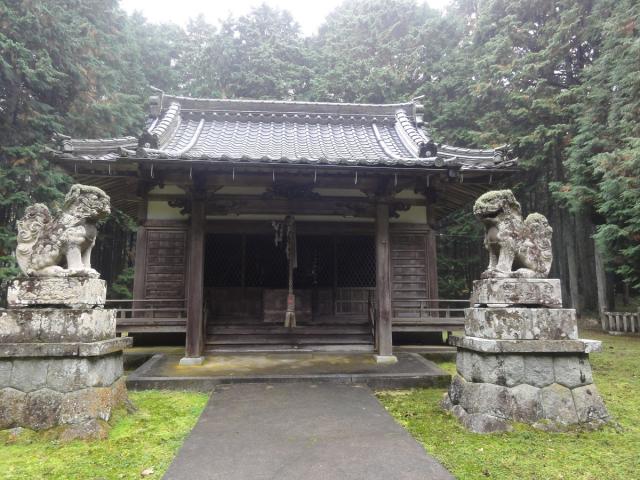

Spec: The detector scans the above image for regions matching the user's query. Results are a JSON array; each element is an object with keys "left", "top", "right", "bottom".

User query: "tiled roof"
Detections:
[{"left": 53, "top": 94, "right": 516, "bottom": 170}]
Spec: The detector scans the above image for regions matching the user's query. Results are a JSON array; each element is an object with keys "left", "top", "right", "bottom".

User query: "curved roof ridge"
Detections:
[
  {"left": 394, "top": 110, "right": 427, "bottom": 154},
  {"left": 438, "top": 144, "right": 499, "bottom": 159},
  {"left": 59, "top": 136, "right": 137, "bottom": 155},
  {"left": 150, "top": 102, "right": 181, "bottom": 147},
  {"left": 68, "top": 136, "right": 137, "bottom": 145},
  {"left": 155, "top": 93, "right": 415, "bottom": 117}
]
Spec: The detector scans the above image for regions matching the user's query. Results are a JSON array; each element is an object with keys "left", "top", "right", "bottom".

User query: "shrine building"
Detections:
[{"left": 50, "top": 93, "right": 516, "bottom": 363}]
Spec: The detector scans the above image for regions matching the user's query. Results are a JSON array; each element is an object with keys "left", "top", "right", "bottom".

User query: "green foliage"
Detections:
[
  {"left": 109, "top": 267, "right": 135, "bottom": 299},
  {"left": 128, "top": 13, "right": 187, "bottom": 93},
  {"left": 309, "top": 0, "right": 459, "bottom": 103},
  {"left": 0, "top": 0, "right": 147, "bottom": 143},
  {"left": 179, "top": 6, "right": 311, "bottom": 99},
  {"left": 556, "top": 0, "right": 640, "bottom": 289},
  {"left": 0, "top": 0, "right": 156, "bottom": 293},
  {"left": 437, "top": 209, "right": 486, "bottom": 299},
  {"left": 0, "top": 390, "right": 208, "bottom": 480},
  {"left": 378, "top": 332, "right": 640, "bottom": 479}
]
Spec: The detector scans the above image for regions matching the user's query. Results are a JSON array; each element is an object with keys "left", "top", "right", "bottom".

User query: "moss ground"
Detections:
[
  {"left": 377, "top": 331, "right": 640, "bottom": 480},
  {"left": 0, "top": 391, "right": 208, "bottom": 480}
]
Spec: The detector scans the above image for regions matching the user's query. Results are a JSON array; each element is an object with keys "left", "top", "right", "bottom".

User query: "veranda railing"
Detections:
[
  {"left": 392, "top": 298, "right": 469, "bottom": 332},
  {"left": 105, "top": 298, "right": 187, "bottom": 333}
]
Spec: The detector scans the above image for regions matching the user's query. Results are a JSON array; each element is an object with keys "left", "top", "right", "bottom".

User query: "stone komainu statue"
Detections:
[
  {"left": 16, "top": 184, "right": 111, "bottom": 278},
  {"left": 473, "top": 189, "right": 552, "bottom": 279}
]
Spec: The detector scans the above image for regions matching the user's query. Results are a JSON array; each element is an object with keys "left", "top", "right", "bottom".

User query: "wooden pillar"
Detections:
[
  {"left": 183, "top": 181, "right": 206, "bottom": 363},
  {"left": 375, "top": 202, "right": 393, "bottom": 358},
  {"left": 425, "top": 193, "right": 439, "bottom": 301},
  {"left": 132, "top": 187, "right": 149, "bottom": 305}
]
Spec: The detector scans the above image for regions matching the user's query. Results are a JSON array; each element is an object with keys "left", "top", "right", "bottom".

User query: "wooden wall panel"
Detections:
[
  {"left": 390, "top": 232, "right": 433, "bottom": 306},
  {"left": 143, "top": 228, "right": 188, "bottom": 300}
]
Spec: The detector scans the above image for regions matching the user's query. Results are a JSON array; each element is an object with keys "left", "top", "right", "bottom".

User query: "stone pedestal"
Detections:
[
  {"left": 0, "top": 278, "right": 132, "bottom": 437},
  {"left": 443, "top": 278, "right": 609, "bottom": 433},
  {"left": 7, "top": 277, "right": 107, "bottom": 308}
]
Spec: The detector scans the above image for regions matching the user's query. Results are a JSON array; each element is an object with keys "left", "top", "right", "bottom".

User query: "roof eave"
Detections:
[{"left": 50, "top": 153, "right": 520, "bottom": 175}]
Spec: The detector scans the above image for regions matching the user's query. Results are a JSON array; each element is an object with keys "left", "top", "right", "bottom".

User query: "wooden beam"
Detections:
[
  {"left": 375, "top": 202, "right": 393, "bottom": 356},
  {"left": 204, "top": 220, "right": 375, "bottom": 236},
  {"left": 185, "top": 177, "right": 207, "bottom": 359}
]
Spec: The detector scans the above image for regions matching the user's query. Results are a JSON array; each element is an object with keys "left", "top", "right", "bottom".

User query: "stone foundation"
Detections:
[
  {"left": 444, "top": 279, "right": 609, "bottom": 433},
  {"left": 0, "top": 278, "right": 131, "bottom": 437},
  {"left": 0, "top": 376, "right": 127, "bottom": 430}
]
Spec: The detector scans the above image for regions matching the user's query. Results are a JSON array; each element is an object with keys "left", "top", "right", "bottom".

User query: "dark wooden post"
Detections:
[
  {"left": 132, "top": 183, "right": 153, "bottom": 327},
  {"left": 425, "top": 190, "right": 439, "bottom": 302},
  {"left": 132, "top": 188, "right": 149, "bottom": 304},
  {"left": 182, "top": 178, "right": 207, "bottom": 364},
  {"left": 375, "top": 202, "right": 394, "bottom": 359}
]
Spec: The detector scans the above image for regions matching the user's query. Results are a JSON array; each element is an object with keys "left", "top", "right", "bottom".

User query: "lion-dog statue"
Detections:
[
  {"left": 473, "top": 190, "right": 552, "bottom": 279},
  {"left": 16, "top": 184, "right": 111, "bottom": 278}
]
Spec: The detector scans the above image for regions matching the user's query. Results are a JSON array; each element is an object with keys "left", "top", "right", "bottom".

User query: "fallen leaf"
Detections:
[{"left": 141, "top": 467, "right": 155, "bottom": 477}]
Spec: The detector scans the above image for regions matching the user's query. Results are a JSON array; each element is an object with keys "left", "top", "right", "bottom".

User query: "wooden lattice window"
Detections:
[{"left": 203, "top": 233, "right": 375, "bottom": 289}]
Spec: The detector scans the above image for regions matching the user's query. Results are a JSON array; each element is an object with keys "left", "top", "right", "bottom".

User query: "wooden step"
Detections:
[
  {"left": 209, "top": 317, "right": 370, "bottom": 326},
  {"left": 118, "top": 318, "right": 186, "bottom": 326},
  {"left": 205, "top": 334, "right": 373, "bottom": 345},
  {"left": 207, "top": 325, "right": 371, "bottom": 335},
  {"left": 205, "top": 344, "right": 375, "bottom": 353}
]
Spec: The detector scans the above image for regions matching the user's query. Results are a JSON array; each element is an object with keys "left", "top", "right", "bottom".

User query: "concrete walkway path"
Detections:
[{"left": 164, "top": 383, "right": 453, "bottom": 480}]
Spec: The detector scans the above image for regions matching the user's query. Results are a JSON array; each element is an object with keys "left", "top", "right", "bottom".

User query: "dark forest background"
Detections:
[{"left": 0, "top": 0, "right": 638, "bottom": 313}]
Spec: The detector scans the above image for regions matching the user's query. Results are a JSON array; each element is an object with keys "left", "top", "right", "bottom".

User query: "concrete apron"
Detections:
[
  {"left": 163, "top": 383, "right": 454, "bottom": 480},
  {"left": 127, "top": 352, "right": 450, "bottom": 391}
]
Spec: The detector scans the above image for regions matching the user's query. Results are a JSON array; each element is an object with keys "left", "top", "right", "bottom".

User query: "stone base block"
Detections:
[
  {"left": 0, "top": 376, "right": 127, "bottom": 431},
  {"left": 58, "top": 418, "right": 111, "bottom": 442},
  {"left": 179, "top": 356, "right": 205, "bottom": 366},
  {"left": 444, "top": 347, "right": 609, "bottom": 432},
  {"left": 471, "top": 278, "right": 562, "bottom": 307},
  {"left": 0, "top": 353, "right": 124, "bottom": 393},
  {"left": 449, "top": 335, "right": 601, "bottom": 354},
  {"left": 455, "top": 350, "right": 594, "bottom": 388},
  {"left": 374, "top": 355, "right": 398, "bottom": 364},
  {"left": 0, "top": 337, "right": 132, "bottom": 358},
  {"left": 0, "top": 309, "right": 116, "bottom": 343},
  {"left": 465, "top": 307, "right": 577, "bottom": 340},
  {"left": 7, "top": 277, "right": 106, "bottom": 308},
  {"left": 444, "top": 375, "right": 608, "bottom": 432}
]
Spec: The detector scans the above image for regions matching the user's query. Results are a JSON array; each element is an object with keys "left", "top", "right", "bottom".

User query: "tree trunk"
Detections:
[
  {"left": 576, "top": 213, "right": 597, "bottom": 311},
  {"left": 594, "top": 236, "right": 609, "bottom": 327},
  {"left": 623, "top": 283, "right": 630, "bottom": 306},
  {"left": 564, "top": 211, "right": 581, "bottom": 314}
]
